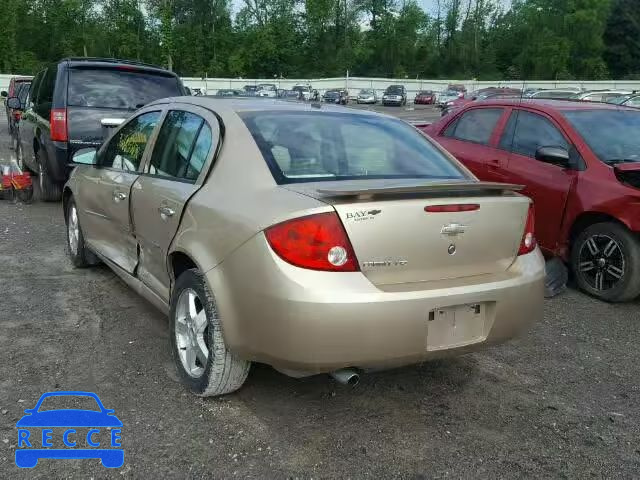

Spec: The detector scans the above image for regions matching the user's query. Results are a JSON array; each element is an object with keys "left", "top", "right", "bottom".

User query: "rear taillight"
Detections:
[
  {"left": 518, "top": 204, "right": 536, "bottom": 255},
  {"left": 50, "top": 108, "right": 68, "bottom": 142},
  {"left": 13, "top": 111, "right": 21, "bottom": 120},
  {"left": 265, "top": 212, "right": 359, "bottom": 272}
]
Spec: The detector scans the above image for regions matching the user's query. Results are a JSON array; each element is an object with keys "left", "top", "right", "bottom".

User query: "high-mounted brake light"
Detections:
[
  {"left": 425, "top": 204, "right": 480, "bottom": 213},
  {"left": 265, "top": 212, "right": 359, "bottom": 272},
  {"left": 518, "top": 203, "right": 536, "bottom": 255},
  {"left": 50, "top": 108, "right": 68, "bottom": 142}
]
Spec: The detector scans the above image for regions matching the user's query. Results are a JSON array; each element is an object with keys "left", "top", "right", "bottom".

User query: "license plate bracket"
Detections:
[{"left": 426, "top": 303, "right": 486, "bottom": 351}]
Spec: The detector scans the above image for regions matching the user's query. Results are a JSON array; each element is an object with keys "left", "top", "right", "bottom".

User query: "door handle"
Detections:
[
  {"left": 158, "top": 206, "right": 175, "bottom": 218},
  {"left": 113, "top": 191, "right": 127, "bottom": 202}
]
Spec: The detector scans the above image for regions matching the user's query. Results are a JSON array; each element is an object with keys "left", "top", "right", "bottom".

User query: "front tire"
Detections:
[
  {"left": 571, "top": 222, "right": 640, "bottom": 302},
  {"left": 66, "top": 197, "right": 100, "bottom": 267},
  {"left": 35, "top": 149, "right": 62, "bottom": 202},
  {"left": 170, "top": 269, "right": 250, "bottom": 396}
]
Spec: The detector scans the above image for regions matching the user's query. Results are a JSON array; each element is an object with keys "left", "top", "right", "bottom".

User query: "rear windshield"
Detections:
[
  {"left": 240, "top": 111, "right": 465, "bottom": 183},
  {"left": 68, "top": 68, "right": 182, "bottom": 110},
  {"left": 563, "top": 109, "right": 640, "bottom": 164}
]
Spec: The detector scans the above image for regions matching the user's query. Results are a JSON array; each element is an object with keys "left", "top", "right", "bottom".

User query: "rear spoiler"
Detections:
[{"left": 316, "top": 181, "right": 524, "bottom": 198}]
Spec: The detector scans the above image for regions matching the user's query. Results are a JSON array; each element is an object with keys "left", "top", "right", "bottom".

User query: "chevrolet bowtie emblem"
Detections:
[{"left": 441, "top": 223, "right": 468, "bottom": 236}]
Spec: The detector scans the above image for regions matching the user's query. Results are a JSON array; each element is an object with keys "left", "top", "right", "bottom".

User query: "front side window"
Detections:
[
  {"left": 240, "top": 111, "right": 466, "bottom": 183},
  {"left": 499, "top": 110, "right": 568, "bottom": 157},
  {"left": 148, "top": 111, "right": 205, "bottom": 180},
  {"left": 444, "top": 108, "right": 503, "bottom": 145},
  {"left": 100, "top": 111, "right": 161, "bottom": 171},
  {"left": 563, "top": 109, "right": 640, "bottom": 164}
]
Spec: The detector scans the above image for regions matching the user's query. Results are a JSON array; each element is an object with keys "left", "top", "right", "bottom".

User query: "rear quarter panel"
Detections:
[{"left": 169, "top": 107, "right": 329, "bottom": 274}]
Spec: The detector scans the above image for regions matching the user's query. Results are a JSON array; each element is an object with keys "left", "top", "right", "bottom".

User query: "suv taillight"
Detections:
[
  {"left": 518, "top": 204, "right": 536, "bottom": 255},
  {"left": 265, "top": 212, "right": 359, "bottom": 271},
  {"left": 50, "top": 108, "right": 68, "bottom": 142}
]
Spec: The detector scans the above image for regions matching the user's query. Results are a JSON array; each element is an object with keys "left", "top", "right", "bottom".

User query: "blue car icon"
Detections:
[{"left": 15, "top": 391, "right": 123, "bottom": 468}]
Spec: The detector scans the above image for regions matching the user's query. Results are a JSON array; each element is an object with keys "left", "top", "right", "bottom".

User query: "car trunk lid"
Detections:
[{"left": 284, "top": 179, "right": 529, "bottom": 286}]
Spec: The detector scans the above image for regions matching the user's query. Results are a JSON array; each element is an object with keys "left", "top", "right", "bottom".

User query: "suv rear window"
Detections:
[
  {"left": 68, "top": 68, "right": 182, "bottom": 110},
  {"left": 240, "top": 111, "right": 465, "bottom": 183}
]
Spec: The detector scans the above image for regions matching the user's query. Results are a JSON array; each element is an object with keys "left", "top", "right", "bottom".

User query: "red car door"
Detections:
[
  {"left": 432, "top": 107, "right": 506, "bottom": 179},
  {"left": 497, "top": 108, "right": 579, "bottom": 255}
]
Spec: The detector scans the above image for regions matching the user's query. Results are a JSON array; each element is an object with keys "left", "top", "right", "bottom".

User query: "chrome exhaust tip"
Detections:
[{"left": 330, "top": 368, "right": 360, "bottom": 387}]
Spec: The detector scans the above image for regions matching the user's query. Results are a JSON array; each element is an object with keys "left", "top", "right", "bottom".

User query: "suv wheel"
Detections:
[
  {"left": 571, "top": 222, "right": 640, "bottom": 302},
  {"left": 170, "top": 269, "right": 250, "bottom": 396},
  {"left": 66, "top": 197, "right": 100, "bottom": 267},
  {"left": 36, "top": 149, "right": 62, "bottom": 202}
]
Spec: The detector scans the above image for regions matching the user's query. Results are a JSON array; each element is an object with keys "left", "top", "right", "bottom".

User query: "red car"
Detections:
[
  {"left": 414, "top": 90, "right": 436, "bottom": 105},
  {"left": 423, "top": 99, "right": 640, "bottom": 302}
]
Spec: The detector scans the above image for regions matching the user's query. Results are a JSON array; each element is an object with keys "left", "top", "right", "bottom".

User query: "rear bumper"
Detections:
[{"left": 207, "top": 234, "right": 546, "bottom": 373}]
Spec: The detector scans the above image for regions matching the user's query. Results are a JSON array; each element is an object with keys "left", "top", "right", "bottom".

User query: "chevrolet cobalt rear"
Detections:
[{"left": 63, "top": 98, "right": 544, "bottom": 396}]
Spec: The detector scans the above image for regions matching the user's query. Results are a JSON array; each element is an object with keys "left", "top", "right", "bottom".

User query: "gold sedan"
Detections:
[{"left": 63, "top": 98, "right": 545, "bottom": 396}]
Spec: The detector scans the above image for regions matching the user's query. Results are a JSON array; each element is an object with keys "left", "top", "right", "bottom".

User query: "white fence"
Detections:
[{"left": 3, "top": 72, "right": 640, "bottom": 99}]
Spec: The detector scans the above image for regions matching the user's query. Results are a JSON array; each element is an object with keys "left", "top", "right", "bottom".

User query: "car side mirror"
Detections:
[
  {"left": 72, "top": 148, "right": 97, "bottom": 165},
  {"left": 535, "top": 146, "right": 570, "bottom": 167},
  {"left": 23, "top": 408, "right": 35, "bottom": 414},
  {"left": 6, "top": 97, "right": 21, "bottom": 109}
]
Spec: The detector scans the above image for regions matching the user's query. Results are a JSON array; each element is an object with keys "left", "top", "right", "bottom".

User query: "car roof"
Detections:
[
  {"left": 148, "top": 96, "right": 388, "bottom": 118},
  {"left": 60, "top": 57, "right": 178, "bottom": 76},
  {"left": 469, "top": 98, "right": 640, "bottom": 112}
]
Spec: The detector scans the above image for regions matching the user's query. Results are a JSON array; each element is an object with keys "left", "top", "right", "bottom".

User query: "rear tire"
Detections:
[
  {"left": 36, "top": 149, "right": 62, "bottom": 202},
  {"left": 571, "top": 222, "right": 640, "bottom": 302},
  {"left": 170, "top": 269, "right": 250, "bottom": 396},
  {"left": 65, "top": 197, "right": 100, "bottom": 267}
]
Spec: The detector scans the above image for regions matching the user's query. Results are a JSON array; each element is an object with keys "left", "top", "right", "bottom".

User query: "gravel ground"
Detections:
[{"left": 1, "top": 108, "right": 639, "bottom": 479}]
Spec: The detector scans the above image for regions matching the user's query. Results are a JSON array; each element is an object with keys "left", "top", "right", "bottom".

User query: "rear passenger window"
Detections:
[
  {"left": 148, "top": 111, "right": 205, "bottom": 181},
  {"left": 443, "top": 108, "right": 503, "bottom": 145},
  {"left": 185, "top": 124, "right": 212, "bottom": 181},
  {"left": 499, "top": 110, "right": 568, "bottom": 158}
]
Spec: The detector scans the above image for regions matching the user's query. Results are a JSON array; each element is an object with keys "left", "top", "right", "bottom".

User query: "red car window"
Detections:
[
  {"left": 442, "top": 108, "right": 503, "bottom": 145},
  {"left": 499, "top": 110, "right": 568, "bottom": 157}
]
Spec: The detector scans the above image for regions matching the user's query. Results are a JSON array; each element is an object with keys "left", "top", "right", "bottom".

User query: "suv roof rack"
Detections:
[{"left": 61, "top": 57, "right": 168, "bottom": 70}]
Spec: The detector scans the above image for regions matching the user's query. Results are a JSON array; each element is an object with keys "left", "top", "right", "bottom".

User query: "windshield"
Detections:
[
  {"left": 564, "top": 109, "right": 640, "bottom": 164},
  {"left": 240, "top": 111, "right": 465, "bottom": 183},
  {"left": 360, "top": 89, "right": 373, "bottom": 94},
  {"left": 68, "top": 68, "right": 182, "bottom": 110},
  {"left": 385, "top": 87, "right": 403, "bottom": 94}
]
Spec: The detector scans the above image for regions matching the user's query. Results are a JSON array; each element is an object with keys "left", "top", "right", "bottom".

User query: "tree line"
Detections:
[{"left": 0, "top": 0, "right": 638, "bottom": 80}]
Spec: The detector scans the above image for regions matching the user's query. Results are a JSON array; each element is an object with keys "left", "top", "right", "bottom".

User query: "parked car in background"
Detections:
[
  {"left": 215, "top": 89, "right": 242, "bottom": 96},
  {"left": 323, "top": 89, "right": 348, "bottom": 104},
  {"left": 243, "top": 85, "right": 259, "bottom": 95},
  {"left": 356, "top": 89, "right": 377, "bottom": 104},
  {"left": 8, "top": 81, "right": 30, "bottom": 141},
  {"left": 437, "top": 89, "right": 462, "bottom": 106},
  {"left": 256, "top": 84, "right": 278, "bottom": 97},
  {"left": 292, "top": 84, "right": 313, "bottom": 101},
  {"left": 414, "top": 90, "right": 437, "bottom": 105},
  {"left": 3, "top": 76, "right": 33, "bottom": 130},
  {"left": 440, "top": 88, "right": 521, "bottom": 116},
  {"left": 424, "top": 99, "right": 640, "bottom": 302},
  {"left": 571, "top": 90, "right": 632, "bottom": 103},
  {"left": 527, "top": 88, "right": 583, "bottom": 100},
  {"left": 382, "top": 85, "right": 406, "bottom": 106},
  {"left": 607, "top": 93, "right": 640, "bottom": 108},
  {"left": 63, "top": 96, "right": 544, "bottom": 396},
  {"left": 448, "top": 83, "right": 467, "bottom": 94},
  {"left": 17, "top": 57, "right": 185, "bottom": 201}
]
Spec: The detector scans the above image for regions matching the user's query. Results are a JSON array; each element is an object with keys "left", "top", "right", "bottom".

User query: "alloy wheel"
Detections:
[
  {"left": 174, "top": 289, "right": 210, "bottom": 378},
  {"left": 67, "top": 205, "right": 79, "bottom": 255},
  {"left": 577, "top": 234, "right": 625, "bottom": 292}
]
